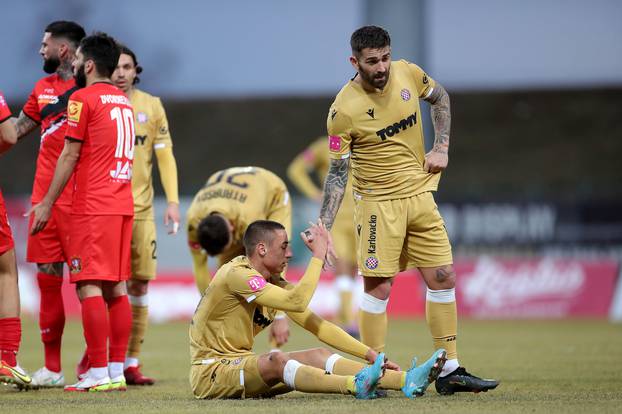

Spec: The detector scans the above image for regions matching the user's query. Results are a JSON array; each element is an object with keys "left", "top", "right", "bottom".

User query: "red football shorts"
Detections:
[
  {"left": 67, "top": 214, "right": 133, "bottom": 283},
  {"left": 27, "top": 203, "right": 72, "bottom": 263},
  {"left": 0, "top": 192, "right": 14, "bottom": 255}
]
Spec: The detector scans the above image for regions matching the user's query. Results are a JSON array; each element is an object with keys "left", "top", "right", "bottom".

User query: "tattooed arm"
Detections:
[
  {"left": 318, "top": 157, "right": 350, "bottom": 231},
  {"left": 423, "top": 82, "right": 451, "bottom": 173},
  {"left": 12, "top": 111, "right": 39, "bottom": 140}
]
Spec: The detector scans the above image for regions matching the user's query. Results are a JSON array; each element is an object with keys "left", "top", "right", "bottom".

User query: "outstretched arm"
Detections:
[{"left": 423, "top": 82, "right": 451, "bottom": 173}]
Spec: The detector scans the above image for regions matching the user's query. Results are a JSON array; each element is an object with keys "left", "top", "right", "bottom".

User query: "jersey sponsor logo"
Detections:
[
  {"left": 375, "top": 112, "right": 417, "bottom": 141},
  {"left": 37, "top": 94, "right": 59, "bottom": 105},
  {"left": 367, "top": 214, "right": 377, "bottom": 254},
  {"left": 253, "top": 308, "right": 273, "bottom": 328},
  {"left": 135, "top": 135, "right": 147, "bottom": 146},
  {"left": 400, "top": 88, "right": 411, "bottom": 101},
  {"left": 366, "top": 108, "right": 375, "bottom": 119},
  {"left": 247, "top": 275, "right": 267, "bottom": 292},
  {"left": 329, "top": 135, "right": 341, "bottom": 152},
  {"left": 69, "top": 256, "right": 82, "bottom": 274},
  {"left": 67, "top": 100, "right": 83, "bottom": 122},
  {"left": 365, "top": 256, "right": 379, "bottom": 270},
  {"left": 137, "top": 112, "right": 148, "bottom": 123}
]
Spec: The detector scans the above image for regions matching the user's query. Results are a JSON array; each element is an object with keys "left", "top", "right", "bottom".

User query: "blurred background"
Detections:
[{"left": 1, "top": 0, "right": 621, "bottom": 322}]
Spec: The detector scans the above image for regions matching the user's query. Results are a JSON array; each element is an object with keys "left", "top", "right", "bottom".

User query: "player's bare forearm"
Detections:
[
  {"left": 319, "top": 157, "right": 349, "bottom": 230},
  {"left": 424, "top": 82, "right": 451, "bottom": 154},
  {"left": 12, "top": 111, "right": 38, "bottom": 140}
]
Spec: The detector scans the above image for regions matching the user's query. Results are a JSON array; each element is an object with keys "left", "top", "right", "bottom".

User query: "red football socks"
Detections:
[
  {"left": 107, "top": 295, "right": 131, "bottom": 363},
  {"left": 81, "top": 296, "right": 109, "bottom": 368},
  {"left": 0, "top": 317, "right": 21, "bottom": 367},
  {"left": 37, "top": 273, "right": 65, "bottom": 372}
]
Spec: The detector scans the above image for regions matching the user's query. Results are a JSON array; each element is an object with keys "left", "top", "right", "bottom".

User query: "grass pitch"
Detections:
[{"left": 2, "top": 317, "right": 621, "bottom": 413}]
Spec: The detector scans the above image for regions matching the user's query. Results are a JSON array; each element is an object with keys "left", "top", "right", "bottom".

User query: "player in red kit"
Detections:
[
  {"left": 0, "top": 91, "right": 32, "bottom": 389},
  {"left": 11, "top": 21, "right": 86, "bottom": 388},
  {"left": 29, "top": 33, "right": 134, "bottom": 392}
]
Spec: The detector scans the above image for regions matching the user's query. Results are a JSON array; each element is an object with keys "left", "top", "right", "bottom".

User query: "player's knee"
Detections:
[
  {"left": 363, "top": 277, "right": 393, "bottom": 300},
  {"left": 268, "top": 351, "right": 290, "bottom": 371},
  {"left": 313, "top": 347, "right": 333, "bottom": 360},
  {"left": 127, "top": 279, "right": 148, "bottom": 296},
  {"left": 434, "top": 265, "right": 455, "bottom": 288}
]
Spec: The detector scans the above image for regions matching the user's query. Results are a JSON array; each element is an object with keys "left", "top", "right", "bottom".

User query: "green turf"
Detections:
[{"left": 2, "top": 317, "right": 621, "bottom": 413}]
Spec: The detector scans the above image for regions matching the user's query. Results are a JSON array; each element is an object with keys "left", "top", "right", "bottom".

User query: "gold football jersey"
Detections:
[
  {"left": 129, "top": 88, "right": 173, "bottom": 219},
  {"left": 189, "top": 256, "right": 288, "bottom": 360},
  {"left": 327, "top": 60, "right": 440, "bottom": 201},
  {"left": 186, "top": 166, "right": 292, "bottom": 265}
]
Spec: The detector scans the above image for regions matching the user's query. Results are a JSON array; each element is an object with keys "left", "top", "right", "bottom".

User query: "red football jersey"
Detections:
[
  {"left": 65, "top": 82, "right": 135, "bottom": 216},
  {"left": 23, "top": 75, "right": 78, "bottom": 205},
  {"left": 0, "top": 90, "right": 11, "bottom": 122}
]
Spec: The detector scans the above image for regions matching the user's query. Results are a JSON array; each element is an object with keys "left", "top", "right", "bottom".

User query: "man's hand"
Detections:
[
  {"left": 301, "top": 219, "right": 331, "bottom": 263},
  {"left": 424, "top": 146, "right": 448, "bottom": 173},
  {"left": 269, "top": 317, "right": 290, "bottom": 347},
  {"left": 365, "top": 348, "right": 401, "bottom": 371},
  {"left": 26, "top": 201, "right": 52, "bottom": 235},
  {"left": 164, "top": 201, "right": 180, "bottom": 234}
]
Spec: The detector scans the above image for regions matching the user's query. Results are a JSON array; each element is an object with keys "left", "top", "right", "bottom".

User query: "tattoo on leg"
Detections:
[
  {"left": 435, "top": 266, "right": 453, "bottom": 284},
  {"left": 38, "top": 262, "right": 64, "bottom": 276},
  {"left": 319, "top": 158, "right": 349, "bottom": 230}
]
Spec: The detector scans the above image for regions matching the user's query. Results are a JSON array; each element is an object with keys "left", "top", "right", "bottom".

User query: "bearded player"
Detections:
[
  {"left": 109, "top": 44, "right": 180, "bottom": 385},
  {"left": 30, "top": 32, "right": 134, "bottom": 392},
  {"left": 311, "top": 26, "right": 499, "bottom": 395},
  {"left": 11, "top": 21, "right": 86, "bottom": 388}
]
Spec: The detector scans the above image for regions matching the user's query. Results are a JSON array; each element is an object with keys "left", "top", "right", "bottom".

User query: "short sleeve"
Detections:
[
  {"left": 0, "top": 91, "right": 11, "bottom": 122},
  {"left": 22, "top": 86, "right": 41, "bottom": 123},
  {"left": 153, "top": 98, "right": 172, "bottom": 149},
  {"left": 227, "top": 268, "right": 273, "bottom": 303},
  {"left": 65, "top": 92, "right": 89, "bottom": 141},
  {"left": 404, "top": 60, "right": 436, "bottom": 99},
  {"left": 326, "top": 104, "right": 352, "bottom": 160}
]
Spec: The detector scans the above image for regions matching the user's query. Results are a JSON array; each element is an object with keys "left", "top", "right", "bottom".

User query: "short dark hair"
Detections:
[
  {"left": 117, "top": 43, "right": 143, "bottom": 85},
  {"left": 350, "top": 25, "right": 391, "bottom": 56},
  {"left": 197, "top": 214, "right": 231, "bottom": 256},
  {"left": 79, "top": 32, "right": 120, "bottom": 78},
  {"left": 45, "top": 21, "right": 86, "bottom": 49},
  {"left": 243, "top": 220, "right": 285, "bottom": 255}
]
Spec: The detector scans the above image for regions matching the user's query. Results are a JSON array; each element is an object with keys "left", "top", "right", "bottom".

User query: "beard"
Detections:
[
  {"left": 74, "top": 64, "right": 87, "bottom": 88},
  {"left": 359, "top": 66, "right": 390, "bottom": 90},
  {"left": 43, "top": 56, "right": 61, "bottom": 74}
]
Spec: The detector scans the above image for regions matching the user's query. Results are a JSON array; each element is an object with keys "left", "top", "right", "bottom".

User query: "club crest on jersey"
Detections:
[
  {"left": 69, "top": 257, "right": 82, "bottom": 274},
  {"left": 68, "top": 100, "right": 83, "bottom": 122},
  {"left": 400, "top": 89, "right": 411, "bottom": 101},
  {"left": 365, "top": 256, "right": 379, "bottom": 270},
  {"left": 329, "top": 135, "right": 341, "bottom": 151},
  {"left": 247, "top": 275, "right": 267, "bottom": 292},
  {"left": 137, "top": 112, "right": 148, "bottom": 123}
]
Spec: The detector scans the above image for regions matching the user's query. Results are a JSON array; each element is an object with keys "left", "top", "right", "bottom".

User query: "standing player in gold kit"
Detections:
[
  {"left": 110, "top": 44, "right": 180, "bottom": 385},
  {"left": 313, "top": 26, "right": 498, "bottom": 395},
  {"left": 287, "top": 137, "right": 359, "bottom": 336}
]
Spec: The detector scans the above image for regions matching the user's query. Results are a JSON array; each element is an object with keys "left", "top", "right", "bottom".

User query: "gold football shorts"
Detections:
[
  {"left": 190, "top": 355, "right": 282, "bottom": 399},
  {"left": 354, "top": 191, "right": 452, "bottom": 277},
  {"left": 331, "top": 206, "right": 357, "bottom": 265},
  {"left": 131, "top": 219, "right": 157, "bottom": 281}
]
